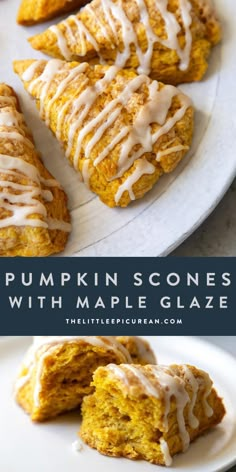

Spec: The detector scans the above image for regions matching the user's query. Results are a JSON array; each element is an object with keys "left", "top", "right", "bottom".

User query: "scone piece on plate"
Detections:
[
  {"left": 80, "top": 364, "right": 226, "bottom": 466},
  {"left": 28, "top": 0, "right": 222, "bottom": 85},
  {"left": 0, "top": 83, "right": 70, "bottom": 256},
  {"left": 15, "top": 336, "right": 156, "bottom": 421},
  {"left": 116, "top": 336, "right": 156, "bottom": 365},
  {"left": 14, "top": 60, "right": 193, "bottom": 207},
  {"left": 17, "top": 0, "right": 88, "bottom": 25}
]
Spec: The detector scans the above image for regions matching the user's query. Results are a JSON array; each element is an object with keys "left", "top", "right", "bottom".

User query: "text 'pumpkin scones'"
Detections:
[
  {"left": 29, "top": 0, "right": 222, "bottom": 85},
  {"left": 15, "top": 336, "right": 156, "bottom": 421},
  {"left": 17, "top": 0, "right": 89, "bottom": 25},
  {"left": 80, "top": 364, "right": 226, "bottom": 466},
  {"left": 0, "top": 84, "right": 71, "bottom": 256},
  {"left": 13, "top": 60, "right": 193, "bottom": 207}
]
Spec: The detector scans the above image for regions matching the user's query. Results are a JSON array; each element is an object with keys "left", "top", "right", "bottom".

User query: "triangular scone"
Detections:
[
  {"left": 17, "top": 0, "right": 89, "bottom": 25},
  {"left": 13, "top": 60, "right": 194, "bottom": 208},
  {"left": 80, "top": 364, "right": 226, "bottom": 466},
  {"left": 0, "top": 83, "right": 71, "bottom": 256},
  {"left": 14, "top": 336, "right": 157, "bottom": 421},
  {"left": 28, "top": 0, "right": 222, "bottom": 85}
]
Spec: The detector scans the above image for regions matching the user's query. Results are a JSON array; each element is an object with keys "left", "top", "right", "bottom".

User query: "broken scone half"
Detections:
[
  {"left": 0, "top": 83, "right": 71, "bottom": 256},
  {"left": 28, "top": 0, "right": 222, "bottom": 85},
  {"left": 17, "top": 0, "right": 89, "bottom": 25},
  {"left": 15, "top": 336, "right": 156, "bottom": 421},
  {"left": 14, "top": 59, "right": 193, "bottom": 208},
  {"left": 80, "top": 363, "right": 226, "bottom": 466}
]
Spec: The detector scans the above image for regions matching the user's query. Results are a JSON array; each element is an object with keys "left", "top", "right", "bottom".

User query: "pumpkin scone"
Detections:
[
  {"left": 15, "top": 336, "right": 157, "bottom": 421},
  {"left": 13, "top": 59, "right": 193, "bottom": 207},
  {"left": 80, "top": 363, "right": 226, "bottom": 466},
  {"left": 17, "top": 0, "right": 89, "bottom": 26},
  {"left": 116, "top": 336, "right": 156, "bottom": 365},
  {"left": 28, "top": 0, "right": 222, "bottom": 85},
  {"left": 0, "top": 83, "right": 70, "bottom": 256}
]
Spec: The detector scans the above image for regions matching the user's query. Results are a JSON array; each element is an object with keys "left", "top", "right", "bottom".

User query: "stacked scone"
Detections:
[{"left": 15, "top": 336, "right": 225, "bottom": 466}]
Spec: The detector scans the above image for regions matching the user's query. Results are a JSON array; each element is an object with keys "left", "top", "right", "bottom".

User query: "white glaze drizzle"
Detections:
[
  {"left": 15, "top": 336, "right": 132, "bottom": 406},
  {"left": 21, "top": 60, "right": 45, "bottom": 82},
  {"left": 49, "top": 0, "right": 193, "bottom": 74},
  {"left": 81, "top": 159, "right": 91, "bottom": 188},
  {"left": 47, "top": 218, "right": 71, "bottom": 232},
  {"left": 160, "top": 438, "right": 172, "bottom": 466},
  {"left": 44, "top": 63, "right": 87, "bottom": 126},
  {"left": 156, "top": 144, "right": 189, "bottom": 161},
  {"left": 0, "top": 110, "right": 24, "bottom": 127},
  {"left": 0, "top": 130, "right": 34, "bottom": 149},
  {"left": 115, "top": 158, "right": 155, "bottom": 204},
  {"left": 49, "top": 25, "right": 72, "bottom": 61},
  {"left": 125, "top": 364, "right": 159, "bottom": 397},
  {"left": 86, "top": 5, "right": 111, "bottom": 42},
  {"left": 27, "top": 60, "right": 64, "bottom": 117},
  {"left": 106, "top": 364, "right": 214, "bottom": 463},
  {"left": 0, "top": 98, "right": 70, "bottom": 232},
  {"left": 66, "top": 65, "right": 118, "bottom": 164},
  {"left": 21, "top": 60, "right": 191, "bottom": 200}
]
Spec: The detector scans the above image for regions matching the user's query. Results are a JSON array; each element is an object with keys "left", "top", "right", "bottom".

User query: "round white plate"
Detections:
[
  {"left": 1, "top": 0, "right": 236, "bottom": 256},
  {"left": 0, "top": 336, "right": 236, "bottom": 471}
]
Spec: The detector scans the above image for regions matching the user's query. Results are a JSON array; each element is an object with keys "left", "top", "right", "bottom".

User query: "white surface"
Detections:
[
  {"left": 1, "top": 1, "right": 236, "bottom": 256},
  {"left": 0, "top": 336, "right": 236, "bottom": 472}
]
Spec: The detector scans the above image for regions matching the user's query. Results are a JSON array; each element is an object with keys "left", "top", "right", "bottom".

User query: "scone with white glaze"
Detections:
[
  {"left": 28, "top": 0, "right": 222, "bottom": 85},
  {"left": 15, "top": 336, "right": 156, "bottom": 421},
  {"left": 80, "top": 363, "right": 225, "bottom": 466},
  {"left": 0, "top": 83, "right": 70, "bottom": 256},
  {"left": 13, "top": 60, "right": 193, "bottom": 207}
]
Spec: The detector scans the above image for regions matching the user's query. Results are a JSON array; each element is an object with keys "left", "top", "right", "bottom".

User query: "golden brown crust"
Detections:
[
  {"left": 0, "top": 83, "right": 70, "bottom": 256},
  {"left": 13, "top": 60, "right": 193, "bottom": 207},
  {"left": 80, "top": 364, "right": 226, "bottom": 465},
  {"left": 28, "top": 0, "right": 222, "bottom": 85},
  {"left": 17, "top": 0, "right": 89, "bottom": 25}
]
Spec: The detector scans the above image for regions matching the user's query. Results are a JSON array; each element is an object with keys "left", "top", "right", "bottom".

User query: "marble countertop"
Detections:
[{"left": 172, "top": 180, "right": 236, "bottom": 256}]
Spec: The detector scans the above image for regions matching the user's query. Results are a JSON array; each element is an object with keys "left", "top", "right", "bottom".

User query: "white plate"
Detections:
[
  {"left": 1, "top": 0, "right": 236, "bottom": 256},
  {"left": 0, "top": 336, "right": 236, "bottom": 472}
]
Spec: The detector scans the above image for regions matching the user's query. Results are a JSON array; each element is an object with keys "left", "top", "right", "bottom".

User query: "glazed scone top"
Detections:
[
  {"left": 17, "top": 60, "right": 192, "bottom": 204},
  {"left": 98, "top": 363, "right": 215, "bottom": 465},
  {"left": 36, "top": 0, "right": 220, "bottom": 74},
  {"left": 14, "top": 336, "right": 133, "bottom": 403},
  {"left": 52, "top": 0, "right": 192, "bottom": 72},
  {"left": 0, "top": 86, "right": 71, "bottom": 232}
]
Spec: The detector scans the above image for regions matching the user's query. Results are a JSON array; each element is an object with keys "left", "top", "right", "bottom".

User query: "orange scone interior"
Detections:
[
  {"left": 80, "top": 364, "right": 225, "bottom": 466},
  {"left": 15, "top": 336, "right": 156, "bottom": 421},
  {"left": 28, "top": 0, "right": 222, "bottom": 85},
  {"left": 0, "top": 83, "right": 70, "bottom": 256},
  {"left": 13, "top": 60, "right": 193, "bottom": 207}
]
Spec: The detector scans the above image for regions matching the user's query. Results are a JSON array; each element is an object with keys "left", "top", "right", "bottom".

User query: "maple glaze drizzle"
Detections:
[
  {"left": 49, "top": 0, "right": 193, "bottom": 74},
  {"left": 21, "top": 60, "right": 191, "bottom": 204}
]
